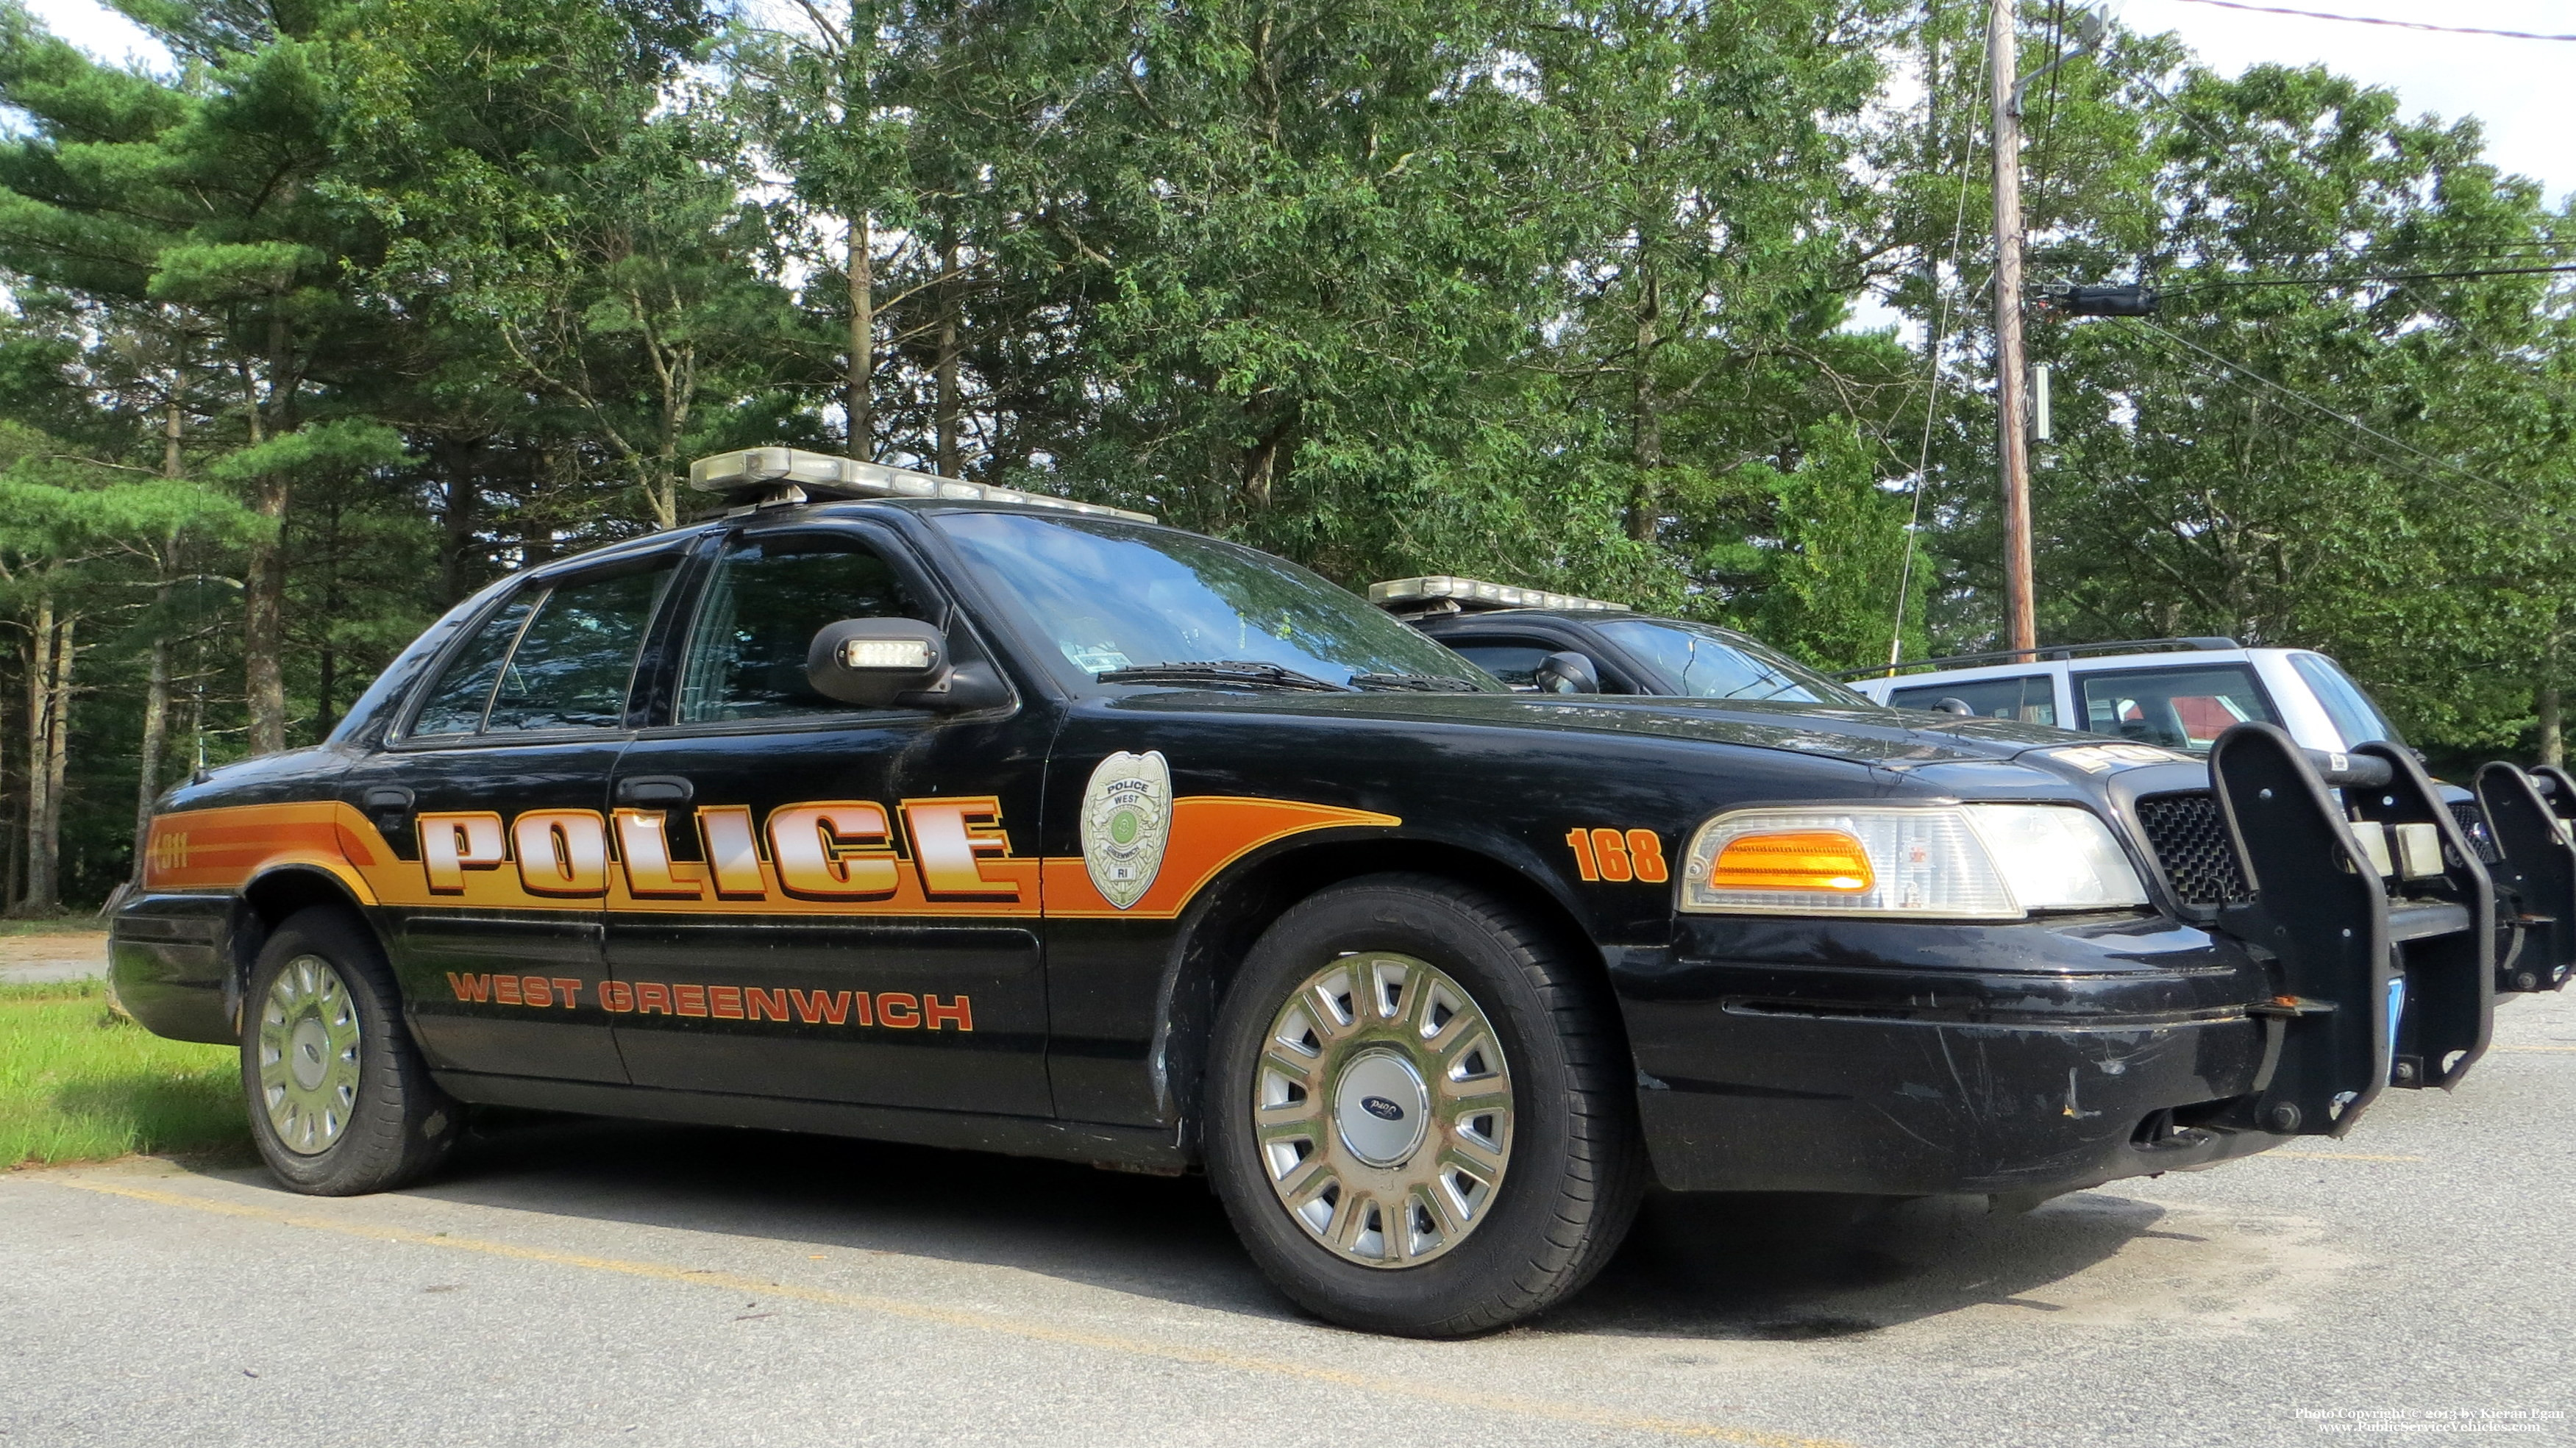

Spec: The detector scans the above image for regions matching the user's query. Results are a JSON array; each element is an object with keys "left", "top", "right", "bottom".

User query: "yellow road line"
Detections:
[
  {"left": 2262, "top": 1151, "right": 2424, "bottom": 1163},
  {"left": 50, "top": 1176, "right": 1849, "bottom": 1448}
]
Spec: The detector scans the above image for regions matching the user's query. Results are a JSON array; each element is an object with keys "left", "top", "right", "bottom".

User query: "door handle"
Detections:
[
  {"left": 362, "top": 785, "right": 414, "bottom": 813},
  {"left": 616, "top": 775, "right": 694, "bottom": 807}
]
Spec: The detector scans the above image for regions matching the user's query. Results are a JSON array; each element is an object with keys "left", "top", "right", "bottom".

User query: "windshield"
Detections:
[
  {"left": 1592, "top": 618, "right": 1870, "bottom": 705},
  {"left": 931, "top": 511, "right": 1497, "bottom": 691},
  {"left": 2290, "top": 652, "right": 2405, "bottom": 748}
]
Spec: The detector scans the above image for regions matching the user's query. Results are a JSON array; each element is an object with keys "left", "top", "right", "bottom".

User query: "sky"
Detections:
[{"left": 15, "top": 0, "right": 2575, "bottom": 205}]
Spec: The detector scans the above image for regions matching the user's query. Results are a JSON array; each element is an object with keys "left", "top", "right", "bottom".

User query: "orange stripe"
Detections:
[{"left": 143, "top": 793, "right": 1399, "bottom": 921}]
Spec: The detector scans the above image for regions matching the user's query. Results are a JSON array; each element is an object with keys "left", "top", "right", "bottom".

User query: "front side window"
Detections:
[
  {"left": 930, "top": 511, "right": 1491, "bottom": 690},
  {"left": 1590, "top": 618, "right": 1867, "bottom": 706},
  {"left": 2074, "top": 664, "right": 2277, "bottom": 752},
  {"left": 675, "top": 536, "right": 930, "bottom": 723},
  {"left": 1891, "top": 674, "right": 2057, "bottom": 726},
  {"left": 2289, "top": 652, "right": 2404, "bottom": 748},
  {"left": 1445, "top": 641, "right": 1558, "bottom": 689}
]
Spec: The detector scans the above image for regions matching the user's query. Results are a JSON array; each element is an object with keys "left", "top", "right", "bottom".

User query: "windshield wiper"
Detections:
[
  {"left": 1348, "top": 673, "right": 1486, "bottom": 693},
  {"left": 1094, "top": 660, "right": 1352, "bottom": 692}
]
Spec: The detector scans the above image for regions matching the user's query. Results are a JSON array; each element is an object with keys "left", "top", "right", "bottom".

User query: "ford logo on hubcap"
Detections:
[{"left": 1359, "top": 1095, "right": 1405, "bottom": 1122}]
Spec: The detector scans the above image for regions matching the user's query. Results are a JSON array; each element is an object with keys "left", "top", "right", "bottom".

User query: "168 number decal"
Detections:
[{"left": 1565, "top": 827, "right": 1668, "bottom": 884}]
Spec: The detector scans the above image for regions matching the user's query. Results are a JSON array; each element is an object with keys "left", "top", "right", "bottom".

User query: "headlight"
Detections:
[{"left": 1678, "top": 803, "right": 2148, "bottom": 919}]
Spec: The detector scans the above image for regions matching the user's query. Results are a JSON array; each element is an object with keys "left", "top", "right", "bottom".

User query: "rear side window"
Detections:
[
  {"left": 409, "top": 562, "right": 675, "bottom": 737},
  {"left": 675, "top": 536, "right": 929, "bottom": 722},
  {"left": 1890, "top": 674, "right": 2056, "bottom": 725},
  {"left": 2074, "top": 664, "right": 2277, "bottom": 752},
  {"left": 410, "top": 596, "right": 536, "bottom": 736}
]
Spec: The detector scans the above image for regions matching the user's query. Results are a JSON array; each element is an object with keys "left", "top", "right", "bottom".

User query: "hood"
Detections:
[{"left": 1106, "top": 689, "right": 2098, "bottom": 769}]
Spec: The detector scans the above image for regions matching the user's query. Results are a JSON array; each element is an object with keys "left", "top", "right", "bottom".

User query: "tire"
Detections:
[
  {"left": 1203, "top": 873, "right": 1645, "bottom": 1336},
  {"left": 241, "top": 906, "right": 460, "bottom": 1195}
]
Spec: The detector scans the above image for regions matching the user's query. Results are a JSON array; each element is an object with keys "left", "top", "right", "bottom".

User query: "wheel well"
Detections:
[
  {"left": 234, "top": 869, "right": 371, "bottom": 996},
  {"left": 1153, "top": 838, "right": 1618, "bottom": 1149}
]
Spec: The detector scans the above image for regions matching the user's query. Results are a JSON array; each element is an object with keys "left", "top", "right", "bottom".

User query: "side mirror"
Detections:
[
  {"left": 806, "top": 618, "right": 949, "bottom": 708},
  {"left": 1933, "top": 696, "right": 1977, "bottom": 716},
  {"left": 1534, "top": 651, "right": 1601, "bottom": 694},
  {"left": 805, "top": 618, "right": 1015, "bottom": 713}
]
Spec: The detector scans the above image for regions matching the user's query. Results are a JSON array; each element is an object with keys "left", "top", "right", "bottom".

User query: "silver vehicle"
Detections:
[{"left": 1844, "top": 638, "right": 2408, "bottom": 757}]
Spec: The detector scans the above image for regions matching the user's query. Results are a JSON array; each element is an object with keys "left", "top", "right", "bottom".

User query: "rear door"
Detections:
[
  {"left": 601, "top": 521, "right": 1053, "bottom": 1115},
  {"left": 345, "top": 547, "right": 687, "bottom": 1083},
  {"left": 2069, "top": 662, "right": 2280, "bottom": 753}
]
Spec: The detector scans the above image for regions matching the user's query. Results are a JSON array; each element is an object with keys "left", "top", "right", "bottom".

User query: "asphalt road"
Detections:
[{"left": 5, "top": 992, "right": 2572, "bottom": 1447}]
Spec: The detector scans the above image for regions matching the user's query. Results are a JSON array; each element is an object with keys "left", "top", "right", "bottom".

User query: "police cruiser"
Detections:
[{"left": 110, "top": 448, "right": 2576, "bottom": 1337}]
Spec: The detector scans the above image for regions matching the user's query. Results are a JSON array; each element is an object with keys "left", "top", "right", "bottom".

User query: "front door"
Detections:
[
  {"left": 347, "top": 549, "right": 685, "bottom": 1083},
  {"left": 603, "top": 523, "right": 1053, "bottom": 1115}
]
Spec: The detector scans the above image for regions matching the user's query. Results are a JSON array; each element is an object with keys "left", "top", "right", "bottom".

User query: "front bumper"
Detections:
[{"left": 1615, "top": 916, "right": 2283, "bottom": 1195}]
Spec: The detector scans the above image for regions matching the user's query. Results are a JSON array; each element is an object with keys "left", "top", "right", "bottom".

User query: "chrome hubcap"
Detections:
[
  {"left": 1253, "top": 952, "right": 1513, "bottom": 1268},
  {"left": 257, "top": 955, "right": 363, "bottom": 1156}
]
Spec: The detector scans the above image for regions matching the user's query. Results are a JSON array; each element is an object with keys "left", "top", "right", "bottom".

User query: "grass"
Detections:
[
  {"left": 1, "top": 980, "right": 248, "bottom": 1168},
  {"left": 0, "top": 913, "right": 105, "bottom": 937}
]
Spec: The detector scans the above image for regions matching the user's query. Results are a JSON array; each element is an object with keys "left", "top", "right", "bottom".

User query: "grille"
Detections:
[
  {"left": 2448, "top": 800, "right": 2503, "bottom": 865},
  {"left": 2136, "top": 791, "right": 2251, "bottom": 907}
]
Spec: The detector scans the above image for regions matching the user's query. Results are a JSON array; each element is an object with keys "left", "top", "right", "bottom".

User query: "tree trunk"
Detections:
[
  {"left": 936, "top": 231, "right": 961, "bottom": 477},
  {"left": 40, "top": 614, "right": 71, "bottom": 907},
  {"left": 242, "top": 474, "right": 290, "bottom": 755},
  {"left": 20, "top": 599, "right": 65, "bottom": 914},
  {"left": 847, "top": 213, "right": 874, "bottom": 457},
  {"left": 1, "top": 668, "right": 17, "bottom": 915},
  {"left": 2541, "top": 682, "right": 2564, "bottom": 769},
  {"left": 1624, "top": 266, "right": 1663, "bottom": 543},
  {"left": 133, "top": 567, "right": 174, "bottom": 877},
  {"left": 436, "top": 436, "right": 480, "bottom": 607}
]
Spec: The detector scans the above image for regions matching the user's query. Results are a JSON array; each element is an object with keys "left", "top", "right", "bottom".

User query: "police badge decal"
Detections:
[{"left": 1081, "top": 751, "right": 1171, "bottom": 910}]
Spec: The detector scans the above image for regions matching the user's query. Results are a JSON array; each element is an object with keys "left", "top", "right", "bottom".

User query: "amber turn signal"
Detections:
[{"left": 1707, "top": 830, "right": 1875, "bottom": 894}]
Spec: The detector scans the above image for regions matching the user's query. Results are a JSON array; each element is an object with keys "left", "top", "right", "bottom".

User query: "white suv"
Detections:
[{"left": 1845, "top": 639, "right": 2408, "bottom": 756}]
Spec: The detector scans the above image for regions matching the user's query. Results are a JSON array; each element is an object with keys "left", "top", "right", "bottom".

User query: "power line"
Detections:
[
  {"left": 2158, "top": 263, "right": 2576, "bottom": 290},
  {"left": 2124, "top": 318, "right": 2519, "bottom": 505},
  {"left": 1889, "top": 5, "right": 1995, "bottom": 667},
  {"left": 2163, "top": 0, "right": 2576, "bottom": 42}
]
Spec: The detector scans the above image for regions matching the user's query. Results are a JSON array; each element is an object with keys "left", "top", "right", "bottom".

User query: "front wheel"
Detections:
[
  {"left": 1204, "top": 874, "right": 1643, "bottom": 1335},
  {"left": 242, "top": 907, "right": 460, "bottom": 1195}
]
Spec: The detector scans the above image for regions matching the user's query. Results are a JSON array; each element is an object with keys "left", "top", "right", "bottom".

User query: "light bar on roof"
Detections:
[
  {"left": 1367, "top": 575, "right": 1631, "bottom": 613},
  {"left": 688, "top": 446, "right": 1157, "bottom": 524}
]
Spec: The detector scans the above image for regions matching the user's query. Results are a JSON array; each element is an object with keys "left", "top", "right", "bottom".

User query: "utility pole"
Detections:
[{"left": 1988, "top": 0, "right": 2037, "bottom": 658}]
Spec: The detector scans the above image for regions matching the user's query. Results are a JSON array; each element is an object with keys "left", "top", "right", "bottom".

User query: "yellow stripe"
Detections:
[
  {"left": 2261, "top": 1151, "right": 2424, "bottom": 1163},
  {"left": 50, "top": 1176, "right": 1851, "bottom": 1448}
]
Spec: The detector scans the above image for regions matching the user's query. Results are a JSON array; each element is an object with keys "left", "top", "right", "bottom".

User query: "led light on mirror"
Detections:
[{"left": 841, "top": 638, "right": 935, "bottom": 671}]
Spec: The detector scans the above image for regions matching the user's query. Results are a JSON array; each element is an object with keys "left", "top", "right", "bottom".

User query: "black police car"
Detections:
[
  {"left": 1370, "top": 574, "right": 1879, "bottom": 706},
  {"left": 110, "top": 447, "right": 2572, "bottom": 1337}
]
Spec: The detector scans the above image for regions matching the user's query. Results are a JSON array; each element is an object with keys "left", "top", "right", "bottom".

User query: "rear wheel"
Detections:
[
  {"left": 243, "top": 907, "right": 460, "bottom": 1195},
  {"left": 1205, "top": 874, "right": 1643, "bottom": 1335}
]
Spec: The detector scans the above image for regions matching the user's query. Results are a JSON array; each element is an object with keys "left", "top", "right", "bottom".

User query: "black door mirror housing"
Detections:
[
  {"left": 1534, "top": 651, "right": 1601, "bottom": 694},
  {"left": 806, "top": 618, "right": 949, "bottom": 708},
  {"left": 1933, "top": 696, "right": 1977, "bottom": 716},
  {"left": 805, "top": 618, "right": 1014, "bottom": 713}
]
